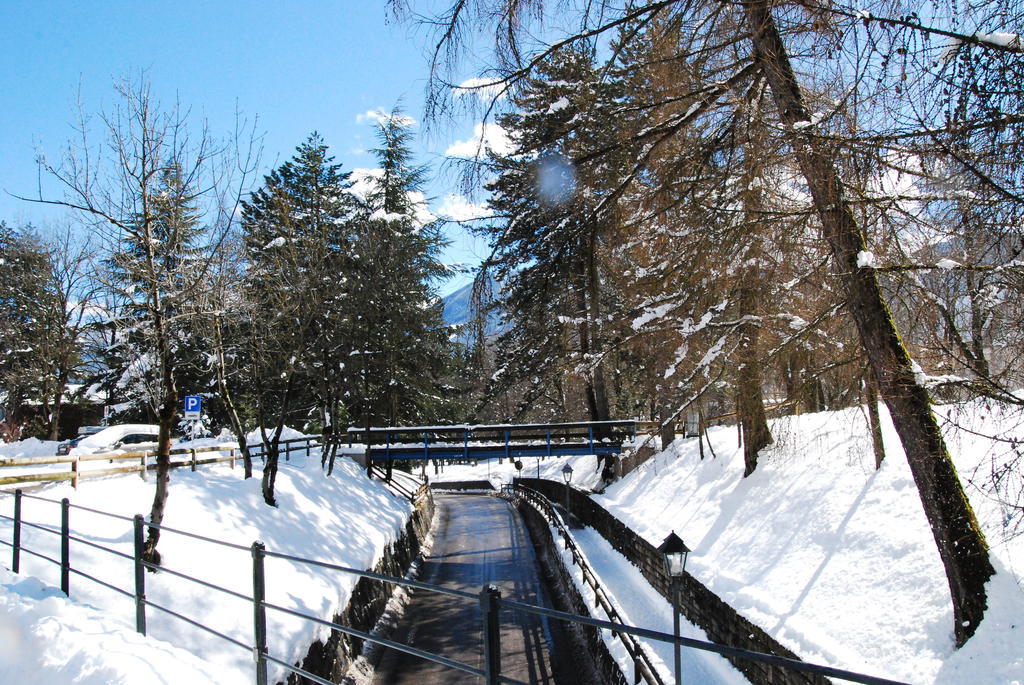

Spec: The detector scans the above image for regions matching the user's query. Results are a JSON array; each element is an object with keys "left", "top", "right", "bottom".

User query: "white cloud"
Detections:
[
  {"left": 445, "top": 123, "right": 513, "bottom": 159},
  {"left": 437, "top": 193, "right": 490, "bottom": 222},
  {"left": 355, "top": 109, "right": 417, "bottom": 127},
  {"left": 456, "top": 77, "right": 508, "bottom": 102}
]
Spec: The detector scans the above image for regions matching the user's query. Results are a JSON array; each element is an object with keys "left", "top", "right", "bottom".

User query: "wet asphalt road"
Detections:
[{"left": 371, "top": 494, "right": 573, "bottom": 684}]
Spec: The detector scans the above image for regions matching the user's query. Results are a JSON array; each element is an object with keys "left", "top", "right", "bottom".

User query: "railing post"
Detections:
[
  {"left": 423, "top": 431, "right": 429, "bottom": 461},
  {"left": 463, "top": 429, "right": 469, "bottom": 461},
  {"left": 60, "top": 497, "right": 70, "bottom": 595},
  {"left": 546, "top": 428, "right": 552, "bottom": 458},
  {"left": 71, "top": 458, "right": 79, "bottom": 489},
  {"left": 191, "top": 448, "right": 197, "bottom": 472},
  {"left": 504, "top": 430, "right": 510, "bottom": 462},
  {"left": 480, "top": 584, "right": 502, "bottom": 685},
  {"left": 133, "top": 514, "right": 147, "bottom": 635},
  {"left": 140, "top": 453, "right": 147, "bottom": 480},
  {"left": 589, "top": 425, "right": 595, "bottom": 454},
  {"left": 229, "top": 447, "right": 236, "bottom": 470},
  {"left": 306, "top": 438, "right": 311, "bottom": 458},
  {"left": 12, "top": 489, "right": 22, "bottom": 573},
  {"left": 252, "top": 541, "right": 269, "bottom": 685}
]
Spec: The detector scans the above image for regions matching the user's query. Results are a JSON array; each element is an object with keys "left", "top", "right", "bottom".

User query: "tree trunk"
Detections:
[
  {"left": 737, "top": 276, "right": 772, "bottom": 477},
  {"left": 261, "top": 441, "right": 280, "bottom": 506},
  {"left": 865, "top": 369, "right": 887, "bottom": 469},
  {"left": 143, "top": 381, "right": 177, "bottom": 566},
  {"left": 213, "top": 318, "right": 252, "bottom": 478},
  {"left": 659, "top": 399, "right": 676, "bottom": 450},
  {"left": 744, "top": 0, "right": 994, "bottom": 645}
]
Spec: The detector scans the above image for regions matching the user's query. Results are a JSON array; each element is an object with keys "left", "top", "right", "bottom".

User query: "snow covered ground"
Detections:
[
  {"left": 434, "top": 401, "right": 1024, "bottom": 684},
  {"left": 0, "top": 439, "right": 414, "bottom": 684},
  {"left": 0, "top": 566, "right": 226, "bottom": 684}
]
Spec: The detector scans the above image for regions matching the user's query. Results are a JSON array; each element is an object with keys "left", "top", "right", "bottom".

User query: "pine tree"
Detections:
[
  {"left": 241, "top": 132, "right": 359, "bottom": 503},
  {"left": 481, "top": 46, "right": 625, "bottom": 431},
  {"left": 349, "top": 110, "right": 462, "bottom": 441},
  {"left": 0, "top": 223, "right": 53, "bottom": 438}
]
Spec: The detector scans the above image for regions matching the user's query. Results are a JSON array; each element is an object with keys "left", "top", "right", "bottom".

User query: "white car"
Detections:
[{"left": 57, "top": 424, "right": 165, "bottom": 456}]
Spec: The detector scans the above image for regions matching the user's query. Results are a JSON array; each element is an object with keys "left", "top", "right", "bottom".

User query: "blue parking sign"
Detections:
[{"left": 184, "top": 395, "right": 202, "bottom": 419}]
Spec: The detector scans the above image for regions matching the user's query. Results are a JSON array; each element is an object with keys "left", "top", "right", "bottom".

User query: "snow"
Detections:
[
  {"left": 974, "top": 31, "right": 1021, "bottom": 49},
  {"left": 0, "top": 445, "right": 413, "bottom": 684},
  {"left": 597, "top": 404, "right": 1024, "bottom": 684},
  {"left": 936, "top": 258, "right": 960, "bottom": 270},
  {"left": 547, "top": 97, "right": 570, "bottom": 113},
  {"left": 0, "top": 567, "right": 226, "bottom": 684},
  {"left": 4, "top": 399, "right": 1023, "bottom": 683},
  {"left": 856, "top": 250, "right": 876, "bottom": 268},
  {"left": 632, "top": 302, "right": 678, "bottom": 330},
  {"left": 558, "top": 527, "right": 748, "bottom": 684},
  {"left": 432, "top": 401, "right": 1024, "bottom": 683}
]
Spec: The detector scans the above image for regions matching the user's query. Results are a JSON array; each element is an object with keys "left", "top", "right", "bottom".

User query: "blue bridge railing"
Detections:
[{"left": 345, "top": 420, "right": 643, "bottom": 461}]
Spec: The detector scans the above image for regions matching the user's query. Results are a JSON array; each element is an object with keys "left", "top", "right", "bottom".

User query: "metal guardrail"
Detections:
[
  {"left": 0, "top": 436, "right": 320, "bottom": 489},
  {"left": 0, "top": 488, "right": 911, "bottom": 685},
  {"left": 369, "top": 464, "right": 430, "bottom": 503},
  {"left": 503, "top": 483, "right": 665, "bottom": 685}
]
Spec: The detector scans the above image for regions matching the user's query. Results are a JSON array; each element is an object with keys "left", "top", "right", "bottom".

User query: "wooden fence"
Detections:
[{"left": 0, "top": 436, "right": 320, "bottom": 490}]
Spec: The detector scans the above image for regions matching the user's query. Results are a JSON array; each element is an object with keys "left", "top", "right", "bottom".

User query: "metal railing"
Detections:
[
  {"left": 347, "top": 420, "right": 640, "bottom": 461},
  {"left": 0, "top": 490, "right": 908, "bottom": 685},
  {"left": 0, "top": 436, "right": 320, "bottom": 490},
  {"left": 368, "top": 464, "right": 430, "bottom": 502},
  {"left": 502, "top": 483, "right": 665, "bottom": 685}
]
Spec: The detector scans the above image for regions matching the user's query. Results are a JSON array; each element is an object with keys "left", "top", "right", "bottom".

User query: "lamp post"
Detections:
[
  {"left": 658, "top": 531, "right": 690, "bottom": 684},
  {"left": 561, "top": 463, "right": 574, "bottom": 520}
]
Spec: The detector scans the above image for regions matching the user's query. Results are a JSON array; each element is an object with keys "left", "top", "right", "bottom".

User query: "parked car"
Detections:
[
  {"left": 56, "top": 425, "right": 104, "bottom": 455},
  {"left": 57, "top": 424, "right": 165, "bottom": 456}
]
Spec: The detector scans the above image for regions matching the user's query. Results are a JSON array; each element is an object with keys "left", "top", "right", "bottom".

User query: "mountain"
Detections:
[{"left": 441, "top": 279, "right": 504, "bottom": 341}]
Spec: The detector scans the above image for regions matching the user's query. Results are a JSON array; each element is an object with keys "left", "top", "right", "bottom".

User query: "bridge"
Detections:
[{"left": 346, "top": 420, "right": 645, "bottom": 462}]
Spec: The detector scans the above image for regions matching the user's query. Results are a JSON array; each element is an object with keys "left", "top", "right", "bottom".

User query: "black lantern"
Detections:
[
  {"left": 658, "top": 531, "right": 690, "bottom": 578},
  {"left": 561, "top": 463, "right": 574, "bottom": 484},
  {"left": 658, "top": 530, "right": 690, "bottom": 682}
]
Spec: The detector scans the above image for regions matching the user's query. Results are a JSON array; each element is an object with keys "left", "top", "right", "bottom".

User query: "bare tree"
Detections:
[{"left": 24, "top": 75, "right": 258, "bottom": 564}]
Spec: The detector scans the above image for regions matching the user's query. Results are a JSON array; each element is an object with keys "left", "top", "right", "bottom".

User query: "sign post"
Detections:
[{"left": 184, "top": 395, "right": 202, "bottom": 420}]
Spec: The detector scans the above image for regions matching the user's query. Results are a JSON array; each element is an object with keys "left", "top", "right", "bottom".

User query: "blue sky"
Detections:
[{"left": 0, "top": 1, "right": 491, "bottom": 294}]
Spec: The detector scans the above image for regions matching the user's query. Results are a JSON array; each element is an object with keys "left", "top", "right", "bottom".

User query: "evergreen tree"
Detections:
[
  {"left": 98, "top": 165, "right": 207, "bottom": 423},
  {"left": 479, "top": 46, "right": 626, "bottom": 433},
  {"left": 0, "top": 223, "right": 53, "bottom": 438},
  {"left": 349, "top": 110, "right": 462, "bottom": 439},
  {"left": 241, "top": 132, "right": 359, "bottom": 503}
]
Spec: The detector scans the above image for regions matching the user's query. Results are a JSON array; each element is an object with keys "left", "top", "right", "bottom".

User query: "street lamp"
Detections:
[
  {"left": 561, "top": 463, "right": 574, "bottom": 520},
  {"left": 658, "top": 531, "right": 690, "bottom": 684}
]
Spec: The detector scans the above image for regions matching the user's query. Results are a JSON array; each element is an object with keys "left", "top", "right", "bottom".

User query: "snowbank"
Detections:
[
  {"left": 597, "top": 403, "right": 1024, "bottom": 684},
  {"left": 0, "top": 446, "right": 414, "bottom": 683},
  {"left": 0, "top": 567, "right": 224, "bottom": 684}
]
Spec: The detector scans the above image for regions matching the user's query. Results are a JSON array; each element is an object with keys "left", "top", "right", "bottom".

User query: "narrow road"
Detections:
[{"left": 371, "top": 494, "right": 575, "bottom": 684}]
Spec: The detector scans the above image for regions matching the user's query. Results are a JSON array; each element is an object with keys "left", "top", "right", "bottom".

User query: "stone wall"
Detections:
[
  {"left": 286, "top": 491, "right": 435, "bottom": 684},
  {"left": 514, "top": 478, "right": 829, "bottom": 685}
]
